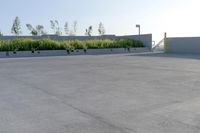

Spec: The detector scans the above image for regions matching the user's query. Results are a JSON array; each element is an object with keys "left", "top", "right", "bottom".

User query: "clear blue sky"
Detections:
[{"left": 0, "top": 0, "right": 200, "bottom": 42}]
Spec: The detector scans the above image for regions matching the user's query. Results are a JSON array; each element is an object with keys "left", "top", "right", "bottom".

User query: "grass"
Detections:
[{"left": 0, "top": 38, "right": 144, "bottom": 52}]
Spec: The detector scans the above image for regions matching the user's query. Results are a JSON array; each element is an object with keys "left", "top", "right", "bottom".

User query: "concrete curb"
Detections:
[{"left": 0, "top": 48, "right": 150, "bottom": 58}]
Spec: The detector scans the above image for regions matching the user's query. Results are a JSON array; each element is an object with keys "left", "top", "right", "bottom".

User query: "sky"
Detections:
[{"left": 0, "top": 0, "right": 200, "bottom": 43}]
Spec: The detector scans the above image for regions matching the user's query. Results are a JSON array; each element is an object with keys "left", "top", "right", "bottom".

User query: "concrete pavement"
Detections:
[{"left": 0, "top": 53, "right": 200, "bottom": 133}]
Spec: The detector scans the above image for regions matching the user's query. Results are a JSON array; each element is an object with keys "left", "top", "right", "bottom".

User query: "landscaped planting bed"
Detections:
[{"left": 0, "top": 38, "right": 144, "bottom": 52}]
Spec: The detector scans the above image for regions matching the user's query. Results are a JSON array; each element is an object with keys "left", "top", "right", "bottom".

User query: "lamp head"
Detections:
[{"left": 136, "top": 24, "right": 140, "bottom": 28}]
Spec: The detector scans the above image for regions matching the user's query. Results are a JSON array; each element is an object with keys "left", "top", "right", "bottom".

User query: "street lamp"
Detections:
[{"left": 136, "top": 24, "right": 140, "bottom": 35}]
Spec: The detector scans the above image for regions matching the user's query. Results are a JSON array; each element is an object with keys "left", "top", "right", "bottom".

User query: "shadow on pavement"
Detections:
[{"left": 127, "top": 52, "right": 200, "bottom": 60}]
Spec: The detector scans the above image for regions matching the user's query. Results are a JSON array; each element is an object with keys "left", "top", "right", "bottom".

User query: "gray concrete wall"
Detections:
[
  {"left": 0, "top": 48, "right": 150, "bottom": 58},
  {"left": 0, "top": 34, "right": 152, "bottom": 49},
  {"left": 167, "top": 37, "right": 200, "bottom": 54}
]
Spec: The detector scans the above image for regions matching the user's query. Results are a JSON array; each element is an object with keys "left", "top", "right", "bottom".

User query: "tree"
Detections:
[
  {"left": 72, "top": 21, "right": 77, "bottom": 35},
  {"left": 26, "top": 24, "right": 46, "bottom": 36},
  {"left": 50, "top": 20, "right": 55, "bottom": 31},
  {"left": 36, "top": 25, "right": 46, "bottom": 35},
  {"left": 11, "top": 16, "right": 22, "bottom": 36},
  {"left": 0, "top": 31, "right": 3, "bottom": 36},
  {"left": 69, "top": 21, "right": 78, "bottom": 36},
  {"left": 64, "top": 22, "right": 69, "bottom": 35},
  {"left": 26, "top": 24, "right": 37, "bottom": 36},
  {"left": 50, "top": 20, "right": 62, "bottom": 36},
  {"left": 55, "top": 20, "right": 60, "bottom": 35},
  {"left": 26, "top": 24, "right": 33, "bottom": 31},
  {"left": 98, "top": 22, "right": 105, "bottom": 35},
  {"left": 85, "top": 26, "right": 92, "bottom": 36}
]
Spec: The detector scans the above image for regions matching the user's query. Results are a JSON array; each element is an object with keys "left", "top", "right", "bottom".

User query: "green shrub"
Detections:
[{"left": 0, "top": 38, "right": 144, "bottom": 51}]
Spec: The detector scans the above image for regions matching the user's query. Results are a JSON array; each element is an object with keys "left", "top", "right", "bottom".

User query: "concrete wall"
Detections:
[
  {"left": 167, "top": 37, "right": 200, "bottom": 54},
  {"left": 0, "top": 48, "right": 150, "bottom": 58},
  {"left": 0, "top": 34, "right": 152, "bottom": 49}
]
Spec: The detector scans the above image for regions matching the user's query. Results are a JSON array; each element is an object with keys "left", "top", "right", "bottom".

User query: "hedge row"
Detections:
[{"left": 0, "top": 38, "right": 144, "bottom": 51}]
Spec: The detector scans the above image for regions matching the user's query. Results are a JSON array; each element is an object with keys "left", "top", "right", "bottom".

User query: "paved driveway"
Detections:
[{"left": 1, "top": 53, "right": 200, "bottom": 133}]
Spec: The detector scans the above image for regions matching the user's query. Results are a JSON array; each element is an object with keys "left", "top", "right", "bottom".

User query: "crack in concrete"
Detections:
[{"left": 8, "top": 76, "right": 139, "bottom": 133}]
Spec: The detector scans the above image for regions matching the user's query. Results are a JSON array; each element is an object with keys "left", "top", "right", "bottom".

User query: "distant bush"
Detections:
[{"left": 0, "top": 38, "right": 144, "bottom": 51}]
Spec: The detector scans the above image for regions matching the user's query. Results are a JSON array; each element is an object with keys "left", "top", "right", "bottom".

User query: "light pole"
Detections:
[{"left": 136, "top": 24, "right": 140, "bottom": 35}]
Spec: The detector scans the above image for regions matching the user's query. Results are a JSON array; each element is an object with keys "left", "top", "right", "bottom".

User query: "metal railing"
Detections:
[{"left": 152, "top": 39, "right": 164, "bottom": 51}]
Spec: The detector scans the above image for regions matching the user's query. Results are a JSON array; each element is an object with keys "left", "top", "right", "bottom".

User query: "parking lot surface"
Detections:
[{"left": 1, "top": 53, "right": 200, "bottom": 133}]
